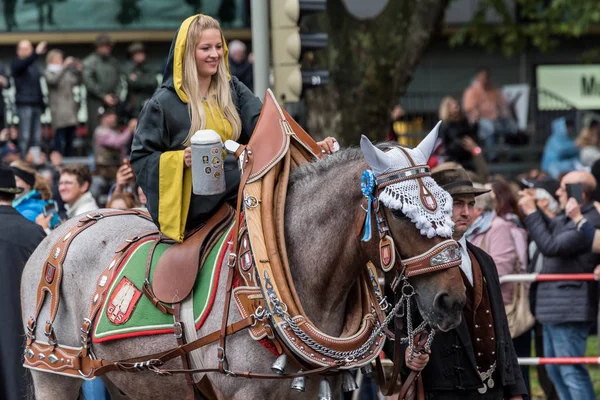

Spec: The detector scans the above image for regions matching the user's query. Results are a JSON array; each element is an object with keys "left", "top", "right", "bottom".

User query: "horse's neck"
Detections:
[{"left": 284, "top": 160, "right": 373, "bottom": 336}]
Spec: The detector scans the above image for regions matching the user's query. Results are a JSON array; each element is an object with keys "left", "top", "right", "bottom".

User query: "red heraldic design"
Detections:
[
  {"left": 420, "top": 183, "right": 438, "bottom": 212},
  {"left": 106, "top": 277, "right": 142, "bottom": 325},
  {"left": 45, "top": 263, "right": 56, "bottom": 284},
  {"left": 379, "top": 235, "right": 396, "bottom": 272}
]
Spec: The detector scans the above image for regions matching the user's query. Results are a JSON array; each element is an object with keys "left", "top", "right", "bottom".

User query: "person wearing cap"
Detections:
[
  {"left": 82, "top": 33, "right": 122, "bottom": 151},
  {"left": 404, "top": 167, "right": 525, "bottom": 400},
  {"left": 124, "top": 42, "right": 157, "bottom": 119},
  {"left": 518, "top": 170, "right": 600, "bottom": 400},
  {"left": 0, "top": 164, "right": 45, "bottom": 400}
]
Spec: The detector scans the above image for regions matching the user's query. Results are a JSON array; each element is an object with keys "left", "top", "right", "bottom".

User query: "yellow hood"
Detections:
[{"left": 166, "top": 14, "right": 230, "bottom": 104}]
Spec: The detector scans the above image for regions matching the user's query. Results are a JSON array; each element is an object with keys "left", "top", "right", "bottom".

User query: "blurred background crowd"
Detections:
[{"left": 3, "top": 0, "right": 600, "bottom": 399}]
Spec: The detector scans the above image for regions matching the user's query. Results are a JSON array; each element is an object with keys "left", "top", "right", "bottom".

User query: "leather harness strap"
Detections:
[
  {"left": 172, "top": 303, "right": 197, "bottom": 400},
  {"left": 91, "top": 316, "right": 256, "bottom": 376},
  {"left": 26, "top": 209, "right": 153, "bottom": 349},
  {"left": 218, "top": 147, "right": 254, "bottom": 373},
  {"left": 141, "top": 235, "right": 176, "bottom": 316}
]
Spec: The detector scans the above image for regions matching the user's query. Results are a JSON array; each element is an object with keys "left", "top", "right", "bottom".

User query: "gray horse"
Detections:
[{"left": 21, "top": 138, "right": 466, "bottom": 399}]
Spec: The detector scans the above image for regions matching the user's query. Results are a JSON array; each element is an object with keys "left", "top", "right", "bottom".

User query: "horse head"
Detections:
[{"left": 360, "top": 122, "right": 466, "bottom": 332}]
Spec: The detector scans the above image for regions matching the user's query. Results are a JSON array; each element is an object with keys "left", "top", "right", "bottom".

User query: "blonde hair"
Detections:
[
  {"left": 438, "top": 96, "right": 459, "bottom": 122},
  {"left": 46, "top": 49, "right": 63, "bottom": 64},
  {"left": 10, "top": 160, "right": 52, "bottom": 200},
  {"left": 181, "top": 15, "right": 241, "bottom": 146},
  {"left": 575, "top": 127, "right": 599, "bottom": 148}
]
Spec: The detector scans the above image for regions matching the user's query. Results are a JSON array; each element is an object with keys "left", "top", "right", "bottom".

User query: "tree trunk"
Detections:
[{"left": 306, "top": 0, "right": 449, "bottom": 144}]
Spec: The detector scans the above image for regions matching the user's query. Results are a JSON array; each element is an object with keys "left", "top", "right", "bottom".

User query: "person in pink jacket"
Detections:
[{"left": 466, "top": 185, "right": 524, "bottom": 304}]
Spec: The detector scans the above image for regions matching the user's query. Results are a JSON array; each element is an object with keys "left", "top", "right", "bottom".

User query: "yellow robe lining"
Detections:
[{"left": 158, "top": 101, "right": 232, "bottom": 242}]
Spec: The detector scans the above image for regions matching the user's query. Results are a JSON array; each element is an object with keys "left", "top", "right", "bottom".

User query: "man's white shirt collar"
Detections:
[{"left": 458, "top": 235, "right": 473, "bottom": 286}]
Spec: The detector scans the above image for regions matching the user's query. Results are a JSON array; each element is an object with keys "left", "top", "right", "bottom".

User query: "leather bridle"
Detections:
[{"left": 357, "top": 160, "right": 462, "bottom": 398}]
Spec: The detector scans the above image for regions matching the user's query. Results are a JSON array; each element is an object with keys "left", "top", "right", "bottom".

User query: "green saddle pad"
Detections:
[{"left": 93, "top": 223, "right": 233, "bottom": 343}]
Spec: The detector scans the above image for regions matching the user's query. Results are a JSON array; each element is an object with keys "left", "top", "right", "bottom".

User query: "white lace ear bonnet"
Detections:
[{"left": 360, "top": 121, "right": 454, "bottom": 239}]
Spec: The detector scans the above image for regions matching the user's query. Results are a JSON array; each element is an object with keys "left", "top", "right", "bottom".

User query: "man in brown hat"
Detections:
[
  {"left": 403, "top": 167, "right": 525, "bottom": 400},
  {"left": 0, "top": 164, "right": 45, "bottom": 400},
  {"left": 82, "top": 33, "right": 122, "bottom": 152}
]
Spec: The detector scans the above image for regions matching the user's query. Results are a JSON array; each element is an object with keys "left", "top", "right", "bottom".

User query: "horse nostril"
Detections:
[{"left": 434, "top": 292, "right": 454, "bottom": 313}]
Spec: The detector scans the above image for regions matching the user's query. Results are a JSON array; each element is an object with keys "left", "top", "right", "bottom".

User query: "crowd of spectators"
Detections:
[
  {"left": 0, "top": 32, "right": 254, "bottom": 400},
  {"left": 386, "top": 65, "right": 600, "bottom": 399},
  {"left": 5, "top": 42, "right": 600, "bottom": 399},
  {"left": 0, "top": 32, "right": 255, "bottom": 210}
]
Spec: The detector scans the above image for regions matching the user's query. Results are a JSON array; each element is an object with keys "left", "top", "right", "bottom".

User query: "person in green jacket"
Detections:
[
  {"left": 131, "top": 14, "right": 335, "bottom": 242},
  {"left": 124, "top": 42, "right": 158, "bottom": 119},
  {"left": 82, "top": 34, "right": 122, "bottom": 153}
]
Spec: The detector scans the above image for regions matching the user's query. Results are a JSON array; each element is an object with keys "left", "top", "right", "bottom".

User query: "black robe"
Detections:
[
  {"left": 130, "top": 23, "right": 263, "bottom": 235},
  {"left": 0, "top": 206, "right": 45, "bottom": 400}
]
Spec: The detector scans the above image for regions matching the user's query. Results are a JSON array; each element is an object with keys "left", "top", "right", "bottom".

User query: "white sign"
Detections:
[{"left": 536, "top": 65, "right": 600, "bottom": 110}]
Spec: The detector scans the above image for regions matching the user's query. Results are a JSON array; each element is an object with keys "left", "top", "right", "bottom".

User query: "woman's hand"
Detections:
[
  {"left": 317, "top": 137, "right": 338, "bottom": 155},
  {"left": 184, "top": 147, "right": 192, "bottom": 167},
  {"left": 518, "top": 191, "right": 537, "bottom": 216},
  {"left": 405, "top": 348, "right": 430, "bottom": 372},
  {"left": 115, "top": 163, "right": 135, "bottom": 195},
  {"left": 36, "top": 213, "right": 52, "bottom": 230},
  {"left": 566, "top": 197, "right": 583, "bottom": 224}
]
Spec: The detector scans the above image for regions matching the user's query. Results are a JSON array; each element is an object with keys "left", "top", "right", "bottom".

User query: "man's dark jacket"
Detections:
[
  {"left": 130, "top": 29, "right": 262, "bottom": 232},
  {"left": 11, "top": 53, "right": 43, "bottom": 107},
  {"left": 0, "top": 206, "right": 45, "bottom": 400},
  {"left": 523, "top": 203, "right": 600, "bottom": 324},
  {"left": 402, "top": 243, "right": 526, "bottom": 398}
]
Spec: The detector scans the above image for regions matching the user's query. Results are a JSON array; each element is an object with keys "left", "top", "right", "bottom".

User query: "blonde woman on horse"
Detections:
[{"left": 131, "top": 14, "right": 336, "bottom": 242}]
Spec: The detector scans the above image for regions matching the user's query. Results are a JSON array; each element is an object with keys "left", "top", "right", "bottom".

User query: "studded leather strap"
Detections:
[{"left": 27, "top": 210, "right": 152, "bottom": 349}]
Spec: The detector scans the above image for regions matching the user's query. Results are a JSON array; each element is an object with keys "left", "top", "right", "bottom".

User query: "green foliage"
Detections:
[{"left": 451, "top": 0, "right": 600, "bottom": 58}]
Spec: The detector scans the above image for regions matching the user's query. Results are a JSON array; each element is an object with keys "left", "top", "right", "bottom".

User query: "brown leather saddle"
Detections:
[{"left": 151, "top": 203, "right": 235, "bottom": 304}]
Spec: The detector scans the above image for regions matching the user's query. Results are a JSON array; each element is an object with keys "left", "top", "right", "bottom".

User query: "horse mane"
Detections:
[{"left": 289, "top": 142, "right": 401, "bottom": 187}]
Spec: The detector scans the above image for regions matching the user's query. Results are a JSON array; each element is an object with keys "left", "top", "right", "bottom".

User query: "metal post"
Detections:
[{"left": 251, "top": 0, "right": 270, "bottom": 101}]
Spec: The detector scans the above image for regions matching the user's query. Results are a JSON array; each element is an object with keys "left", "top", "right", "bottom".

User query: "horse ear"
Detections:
[
  {"left": 360, "top": 135, "right": 390, "bottom": 175},
  {"left": 416, "top": 121, "right": 442, "bottom": 161}
]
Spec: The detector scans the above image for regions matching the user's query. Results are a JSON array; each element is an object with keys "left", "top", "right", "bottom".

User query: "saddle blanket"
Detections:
[{"left": 93, "top": 223, "right": 233, "bottom": 343}]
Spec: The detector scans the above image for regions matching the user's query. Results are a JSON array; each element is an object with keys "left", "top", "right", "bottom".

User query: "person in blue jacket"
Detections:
[
  {"left": 10, "top": 163, "right": 59, "bottom": 230},
  {"left": 541, "top": 117, "right": 580, "bottom": 179}
]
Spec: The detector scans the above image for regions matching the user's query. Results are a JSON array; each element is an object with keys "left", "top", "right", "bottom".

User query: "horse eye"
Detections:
[{"left": 390, "top": 208, "right": 408, "bottom": 220}]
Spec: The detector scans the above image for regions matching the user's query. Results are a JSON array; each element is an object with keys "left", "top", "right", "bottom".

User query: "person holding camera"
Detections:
[
  {"left": 518, "top": 171, "right": 600, "bottom": 400},
  {"left": 45, "top": 49, "right": 82, "bottom": 157}
]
